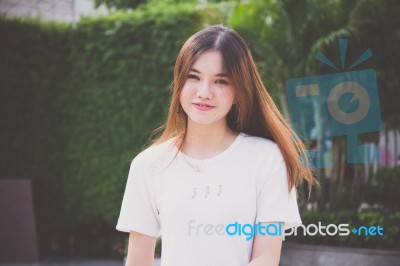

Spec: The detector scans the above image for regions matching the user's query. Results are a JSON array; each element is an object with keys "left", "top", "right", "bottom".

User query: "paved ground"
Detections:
[
  {"left": 280, "top": 243, "right": 400, "bottom": 266},
  {"left": 0, "top": 259, "right": 161, "bottom": 266},
  {"left": 1, "top": 245, "right": 399, "bottom": 266}
]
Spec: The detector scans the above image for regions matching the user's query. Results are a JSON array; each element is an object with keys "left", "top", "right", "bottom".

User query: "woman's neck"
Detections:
[{"left": 181, "top": 122, "right": 238, "bottom": 159}]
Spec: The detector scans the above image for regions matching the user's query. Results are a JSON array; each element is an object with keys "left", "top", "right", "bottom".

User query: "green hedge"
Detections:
[
  {"left": 0, "top": 2, "right": 224, "bottom": 258},
  {"left": 0, "top": 17, "right": 73, "bottom": 257},
  {"left": 64, "top": 4, "right": 208, "bottom": 257}
]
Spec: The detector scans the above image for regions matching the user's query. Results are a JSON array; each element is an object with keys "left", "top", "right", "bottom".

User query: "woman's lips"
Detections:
[{"left": 192, "top": 103, "right": 214, "bottom": 111}]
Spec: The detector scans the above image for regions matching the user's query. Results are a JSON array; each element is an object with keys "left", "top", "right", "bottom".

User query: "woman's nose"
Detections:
[{"left": 196, "top": 81, "right": 213, "bottom": 99}]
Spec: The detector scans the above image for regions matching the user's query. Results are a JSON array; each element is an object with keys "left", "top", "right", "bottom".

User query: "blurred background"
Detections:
[{"left": 0, "top": 0, "right": 399, "bottom": 265}]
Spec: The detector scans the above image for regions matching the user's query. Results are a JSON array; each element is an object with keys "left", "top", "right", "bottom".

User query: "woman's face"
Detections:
[{"left": 179, "top": 50, "right": 236, "bottom": 129}]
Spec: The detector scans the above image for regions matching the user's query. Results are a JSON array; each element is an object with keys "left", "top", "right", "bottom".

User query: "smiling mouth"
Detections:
[
  {"left": 193, "top": 103, "right": 214, "bottom": 107},
  {"left": 192, "top": 103, "right": 215, "bottom": 111}
]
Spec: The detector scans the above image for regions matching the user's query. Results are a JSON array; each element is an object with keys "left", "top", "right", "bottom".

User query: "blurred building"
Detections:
[
  {"left": 0, "top": 0, "right": 110, "bottom": 24},
  {"left": 379, "top": 128, "right": 400, "bottom": 167}
]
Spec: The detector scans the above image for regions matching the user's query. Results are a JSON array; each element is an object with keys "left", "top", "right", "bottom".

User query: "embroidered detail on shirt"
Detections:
[
  {"left": 191, "top": 188, "right": 198, "bottom": 198},
  {"left": 191, "top": 185, "right": 223, "bottom": 199},
  {"left": 217, "top": 184, "right": 223, "bottom": 196}
]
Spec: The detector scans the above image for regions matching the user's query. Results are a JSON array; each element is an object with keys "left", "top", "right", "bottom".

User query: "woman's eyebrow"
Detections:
[
  {"left": 216, "top": 73, "right": 229, "bottom": 77},
  {"left": 189, "top": 68, "right": 201, "bottom": 73},
  {"left": 189, "top": 68, "right": 229, "bottom": 77}
]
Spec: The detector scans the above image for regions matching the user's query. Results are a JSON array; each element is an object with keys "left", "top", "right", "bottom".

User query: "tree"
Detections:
[
  {"left": 94, "top": 0, "right": 199, "bottom": 10},
  {"left": 229, "top": 0, "right": 400, "bottom": 211},
  {"left": 94, "top": 0, "right": 146, "bottom": 9}
]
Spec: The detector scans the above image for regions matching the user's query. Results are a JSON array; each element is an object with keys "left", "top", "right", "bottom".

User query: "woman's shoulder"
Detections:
[
  {"left": 237, "top": 132, "right": 284, "bottom": 163},
  {"left": 131, "top": 137, "right": 177, "bottom": 168},
  {"left": 238, "top": 133, "right": 285, "bottom": 173},
  {"left": 239, "top": 132, "right": 279, "bottom": 151}
]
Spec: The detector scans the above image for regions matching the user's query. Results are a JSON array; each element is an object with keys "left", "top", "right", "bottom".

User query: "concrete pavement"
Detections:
[
  {"left": 1, "top": 244, "right": 400, "bottom": 266},
  {"left": 0, "top": 259, "right": 161, "bottom": 266}
]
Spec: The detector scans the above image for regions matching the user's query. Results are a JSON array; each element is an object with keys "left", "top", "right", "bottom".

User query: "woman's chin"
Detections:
[{"left": 187, "top": 117, "right": 224, "bottom": 127}]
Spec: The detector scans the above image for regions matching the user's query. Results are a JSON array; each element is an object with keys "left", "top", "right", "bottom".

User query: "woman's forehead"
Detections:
[
  {"left": 191, "top": 50, "right": 224, "bottom": 70},
  {"left": 191, "top": 50, "right": 229, "bottom": 75}
]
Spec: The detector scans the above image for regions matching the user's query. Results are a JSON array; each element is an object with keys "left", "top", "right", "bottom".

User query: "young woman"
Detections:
[{"left": 116, "top": 25, "right": 318, "bottom": 266}]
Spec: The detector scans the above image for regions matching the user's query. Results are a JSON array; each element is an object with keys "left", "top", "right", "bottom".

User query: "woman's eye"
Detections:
[
  {"left": 216, "top": 79, "right": 228, "bottom": 85},
  {"left": 188, "top": 74, "right": 199, "bottom": 80}
]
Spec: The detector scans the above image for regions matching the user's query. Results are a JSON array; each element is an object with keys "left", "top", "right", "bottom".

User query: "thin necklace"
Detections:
[
  {"left": 182, "top": 152, "right": 204, "bottom": 172},
  {"left": 180, "top": 131, "right": 237, "bottom": 172}
]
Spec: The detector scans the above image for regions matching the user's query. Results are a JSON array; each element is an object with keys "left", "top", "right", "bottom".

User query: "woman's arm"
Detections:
[
  {"left": 125, "top": 230, "right": 157, "bottom": 266},
  {"left": 246, "top": 222, "right": 283, "bottom": 266}
]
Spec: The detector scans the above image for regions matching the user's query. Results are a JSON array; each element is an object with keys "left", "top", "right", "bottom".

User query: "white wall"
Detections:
[{"left": 0, "top": 0, "right": 110, "bottom": 23}]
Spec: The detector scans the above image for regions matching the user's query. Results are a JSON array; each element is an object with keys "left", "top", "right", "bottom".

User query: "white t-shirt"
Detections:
[{"left": 116, "top": 132, "right": 302, "bottom": 266}]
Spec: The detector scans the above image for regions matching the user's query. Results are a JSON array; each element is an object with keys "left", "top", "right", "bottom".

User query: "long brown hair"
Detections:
[{"left": 151, "top": 25, "right": 318, "bottom": 193}]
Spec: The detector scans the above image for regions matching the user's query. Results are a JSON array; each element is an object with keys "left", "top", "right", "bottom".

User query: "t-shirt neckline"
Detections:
[{"left": 174, "top": 132, "right": 245, "bottom": 164}]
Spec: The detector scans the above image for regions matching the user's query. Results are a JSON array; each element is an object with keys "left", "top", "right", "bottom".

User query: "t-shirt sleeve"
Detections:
[
  {"left": 116, "top": 156, "right": 161, "bottom": 237},
  {"left": 255, "top": 143, "right": 302, "bottom": 230}
]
